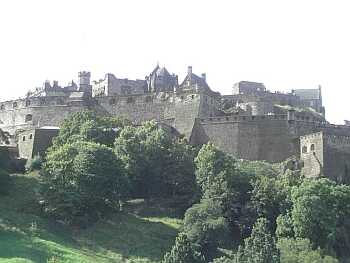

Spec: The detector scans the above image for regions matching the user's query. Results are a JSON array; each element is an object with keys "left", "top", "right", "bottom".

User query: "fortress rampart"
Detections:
[{"left": 0, "top": 67, "right": 348, "bottom": 182}]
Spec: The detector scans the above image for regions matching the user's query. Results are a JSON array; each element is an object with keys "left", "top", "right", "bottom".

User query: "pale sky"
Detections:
[{"left": 0, "top": 0, "right": 349, "bottom": 124}]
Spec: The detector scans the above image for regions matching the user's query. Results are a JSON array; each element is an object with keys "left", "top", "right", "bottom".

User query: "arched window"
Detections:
[
  {"left": 25, "top": 114, "right": 33, "bottom": 122},
  {"left": 0, "top": 104, "right": 4, "bottom": 110},
  {"left": 13, "top": 102, "right": 18, "bottom": 108},
  {"left": 302, "top": 146, "right": 307, "bottom": 153},
  {"left": 25, "top": 100, "right": 31, "bottom": 107},
  {"left": 29, "top": 134, "right": 33, "bottom": 140},
  {"left": 22, "top": 136, "right": 26, "bottom": 142},
  {"left": 310, "top": 144, "right": 315, "bottom": 151}
]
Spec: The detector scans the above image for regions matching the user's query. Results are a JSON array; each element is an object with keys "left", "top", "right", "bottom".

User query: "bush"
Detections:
[
  {"left": 25, "top": 155, "right": 43, "bottom": 172},
  {"left": 162, "top": 232, "right": 204, "bottom": 263},
  {"left": 183, "top": 198, "right": 230, "bottom": 259},
  {"left": 0, "top": 169, "right": 11, "bottom": 195},
  {"left": 277, "top": 238, "right": 338, "bottom": 263},
  {"left": 234, "top": 218, "right": 280, "bottom": 263},
  {"left": 41, "top": 141, "right": 129, "bottom": 225}
]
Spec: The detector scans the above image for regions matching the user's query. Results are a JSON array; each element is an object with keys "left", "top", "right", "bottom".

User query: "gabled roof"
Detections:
[{"left": 180, "top": 72, "right": 210, "bottom": 91}]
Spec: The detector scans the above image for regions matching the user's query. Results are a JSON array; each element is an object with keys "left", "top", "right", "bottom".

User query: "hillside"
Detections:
[{"left": 0, "top": 173, "right": 182, "bottom": 263}]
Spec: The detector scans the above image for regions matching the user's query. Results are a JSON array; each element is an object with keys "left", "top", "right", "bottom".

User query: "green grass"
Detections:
[{"left": 0, "top": 173, "right": 182, "bottom": 263}]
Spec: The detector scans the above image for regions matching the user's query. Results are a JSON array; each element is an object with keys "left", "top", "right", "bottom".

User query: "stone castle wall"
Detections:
[
  {"left": 0, "top": 96, "right": 88, "bottom": 134},
  {"left": 300, "top": 131, "right": 350, "bottom": 181}
]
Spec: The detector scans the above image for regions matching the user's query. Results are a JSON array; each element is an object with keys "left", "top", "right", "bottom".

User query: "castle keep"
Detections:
[{"left": 1, "top": 65, "right": 349, "bottom": 181}]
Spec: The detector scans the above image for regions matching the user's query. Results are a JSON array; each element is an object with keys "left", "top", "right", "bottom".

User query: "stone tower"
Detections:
[{"left": 78, "top": 71, "right": 92, "bottom": 95}]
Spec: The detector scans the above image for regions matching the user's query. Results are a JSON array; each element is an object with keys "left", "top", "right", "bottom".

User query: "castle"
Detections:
[{"left": 0, "top": 65, "right": 349, "bottom": 181}]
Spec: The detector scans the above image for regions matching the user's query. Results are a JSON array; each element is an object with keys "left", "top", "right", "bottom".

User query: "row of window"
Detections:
[
  {"left": 22, "top": 134, "right": 33, "bottom": 142},
  {"left": 302, "top": 144, "right": 315, "bottom": 153}
]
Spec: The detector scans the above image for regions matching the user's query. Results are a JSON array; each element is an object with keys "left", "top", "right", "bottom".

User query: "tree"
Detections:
[
  {"left": 277, "top": 238, "right": 338, "bottom": 263},
  {"left": 162, "top": 232, "right": 204, "bottom": 263},
  {"left": 115, "top": 121, "right": 197, "bottom": 198},
  {"left": 53, "top": 111, "right": 130, "bottom": 148},
  {"left": 234, "top": 218, "right": 280, "bottom": 263},
  {"left": 195, "top": 143, "right": 253, "bottom": 240},
  {"left": 290, "top": 178, "right": 350, "bottom": 257},
  {"left": 41, "top": 141, "right": 128, "bottom": 225},
  {"left": 183, "top": 198, "right": 230, "bottom": 259}
]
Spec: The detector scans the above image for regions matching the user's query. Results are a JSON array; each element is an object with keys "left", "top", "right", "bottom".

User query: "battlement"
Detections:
[{"left": 199, "top": 112, "right": 328, "bottom": 125}]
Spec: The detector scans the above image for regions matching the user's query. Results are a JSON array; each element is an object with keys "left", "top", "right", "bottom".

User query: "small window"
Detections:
[
  {"left": 0, "top": 104, "right": 4, "bottom": 110},
  {"left": 25, "top": 114, "right": 33, "bottom": 122},
  {"left": 57, "top": 99, "right": 64, "bottom": 105},
  {"left": 22, "top": 136, "right": 26, "bottom": 142},
  {"left": 29, "top": 134, "right": 33, "bottom": 140},
  {"left": 302, "top": 146, "right": 307, "bottom": 153},
  {"left": 310, "top": 144, "right": 315, "bottom": 151},
  {"left": 13, "top": 102, "right": 18, "bottom": 108},
  {"left": 25, "top": 100, "right": 31, "bottom": 107},
  {"left": 126, "top": 97, "right": 134, "bottom": 104},
  {"left": 145, "top": 96, "right": 152, "bottom": 103},
  {"left": 109, "top": 98, "right": 116, "bottom": 105},
  {"left": 191, "top": 95, "right": 195, "bottom": 99},
  {"left": 180, "top": 96, "right": 184, "bottom": 100}
]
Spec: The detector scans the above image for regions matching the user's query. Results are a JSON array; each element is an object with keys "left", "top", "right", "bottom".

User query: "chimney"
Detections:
[
  {"left": 201, "top": 73, "right": 206, "bottom": 82},
  {"left": 187, "top": 66, "right": 192, "bottom": 75}
]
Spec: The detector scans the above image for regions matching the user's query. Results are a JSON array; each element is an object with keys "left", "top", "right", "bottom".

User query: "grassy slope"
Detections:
[{"left": 0, "top": 173, "right": 182, "bottom": 263}]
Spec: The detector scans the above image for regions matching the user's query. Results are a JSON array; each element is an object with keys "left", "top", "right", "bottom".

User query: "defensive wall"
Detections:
[
  {"left": 300, "top": 131, "right": 350, "bottom": 182},
  {"left": 192, "top": 113, "right": 350, "bottom": 163},
  {"left": 0, "top": 89, "right": 220, "bottom": 141}
]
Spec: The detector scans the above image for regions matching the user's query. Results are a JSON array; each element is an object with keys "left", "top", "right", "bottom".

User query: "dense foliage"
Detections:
[
  {"left": 52, "top": 110, "right": 130, "bottom": 147},
  {"left": 4, "top": 112, "right": 349, "bottom": 262},
  {"left": 115, "top": 121, "right": 197, "bottom": 198},
  {"left": 162, "top": 232, "right": 204, "bottom": 263},
  {"left": 41, "top": 141, "right": 128, "bottom": 225}
]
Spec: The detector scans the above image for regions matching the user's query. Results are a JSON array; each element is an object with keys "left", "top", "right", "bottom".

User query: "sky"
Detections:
[{"left": 0, "top": 0, "right": 349, "bottom": 124}]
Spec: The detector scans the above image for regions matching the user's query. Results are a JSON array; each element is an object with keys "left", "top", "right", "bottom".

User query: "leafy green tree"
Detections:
[
  {"left": 53, "top": 111, "right": 130, "bottom": 147},
  {"left": 234, "top": 218, "right": 280, "bottom": 263},
  {"left": 115, "top": 121, "right": 196, "bottom": 198},
  {"left": 41, "top": 141, "right": 128, "bottom": 225},
  {"left": 277, "top": 238, "right": 338, "bottom": 263},
  {"left": 290, "top": 178, "right": 350, "bottom": 257},
  {"left": 195, "top": 143, "right": 253, "bottom": 240},
  {"left": 275, "top": 213, "right": 294, "bottom": 239},
  {"left": 183, "top": 198, "right": 231, "bottom": 259},
  {"left": 162, "top": 232, "right": 204, "bottom": 263}
]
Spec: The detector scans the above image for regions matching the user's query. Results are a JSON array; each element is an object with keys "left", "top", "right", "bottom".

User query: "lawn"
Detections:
[{"left": 0, "top": 173, "right": 182, "bottom": 263}]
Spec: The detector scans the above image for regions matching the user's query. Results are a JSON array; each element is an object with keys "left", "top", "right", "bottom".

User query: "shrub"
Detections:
[
  {"left": 41, "top": 141, "right": 129, "bottom": 225},
  {"left": 162, "top": 232, "right": 204, "bottom": 263},
  {"left": 234, "top": 218, "right": 280, "bottom": 263},
  {"left": 25, "top": 155, "right": 43, "bottom": 172},
  {"left": 183, "top": 198, "right": 230, "bottom": 259},
  {"left": 277, "top": 238, "right": 338, "bottom": 263}
]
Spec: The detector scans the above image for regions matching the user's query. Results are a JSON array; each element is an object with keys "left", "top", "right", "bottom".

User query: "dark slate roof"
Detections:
[{"left": 294, "top": 89, "right": 321, "bottom": 100}]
